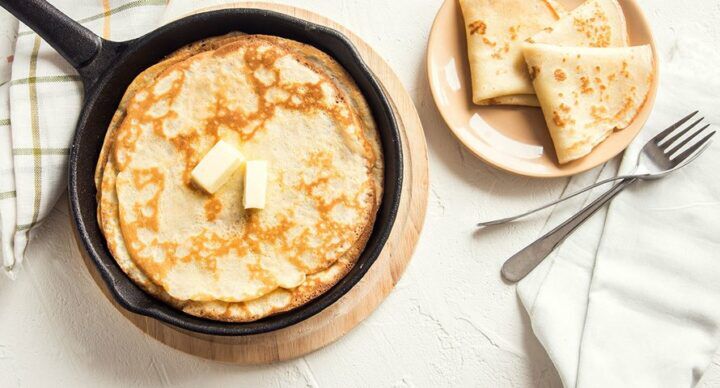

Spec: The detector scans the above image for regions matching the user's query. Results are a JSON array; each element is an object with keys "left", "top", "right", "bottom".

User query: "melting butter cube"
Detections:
[
  {"left": 244, "top": 160, "right": 268, "bottom": 209},
  {"left": 190, "top": 140, "right": 244, "bottom": 194},
  {"left": 277, "top": 271, "right": 306, "bottom": 289}
]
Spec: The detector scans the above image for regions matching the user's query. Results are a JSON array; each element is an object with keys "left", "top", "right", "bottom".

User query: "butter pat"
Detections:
[
  {"left": 190, "top": 140, "right": 244, "bottom": 194},
  {"left": 244, "top": 160, "right": 268, "bottom": 209}
]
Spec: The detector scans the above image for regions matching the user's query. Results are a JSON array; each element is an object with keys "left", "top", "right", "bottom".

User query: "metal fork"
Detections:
[
  {"left": 501, "top": 112, "right": 716, "bottom": 282},
  {"left": 480, "top": 111, "right": 712, "bottom": 227}
]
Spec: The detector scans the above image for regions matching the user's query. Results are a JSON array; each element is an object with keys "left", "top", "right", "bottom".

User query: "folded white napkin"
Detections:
[
  {"left": 0, "top": 0, "right": 243, "bottom": 277},
  {"left": 518, "top": 65, "right": 720, "bottom": 387}
]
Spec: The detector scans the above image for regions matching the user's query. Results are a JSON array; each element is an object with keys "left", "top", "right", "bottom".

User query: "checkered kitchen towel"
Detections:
[{"left": 0, "top": 0, "right": 238, "bottom": 278}]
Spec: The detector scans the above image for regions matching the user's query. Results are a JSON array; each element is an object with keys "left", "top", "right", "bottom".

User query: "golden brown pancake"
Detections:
[
  {"left": 97, "top": 34, "right": 383, "bottom": 321},
  {"left": 528, "top": 0, "right": 629, "bottom": 48},
  {"left": 459, "top": 0, "right": 565, "bottom": 106},
  {"left": 523, "top": 43, "right": 653, "bottom": 164}
]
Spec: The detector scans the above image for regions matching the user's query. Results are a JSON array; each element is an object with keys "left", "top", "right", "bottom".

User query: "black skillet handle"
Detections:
[{"left": 0, "top": 0, "right": 126, "bottom": 86}]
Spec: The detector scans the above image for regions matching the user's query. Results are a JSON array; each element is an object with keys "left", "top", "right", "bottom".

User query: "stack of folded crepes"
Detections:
[{"left": 460, "top": 0, "right": 655, "bottom": 164}]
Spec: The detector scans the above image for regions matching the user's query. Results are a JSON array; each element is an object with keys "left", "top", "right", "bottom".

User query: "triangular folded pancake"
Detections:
[
  {"left": 529, "top": 0, "right": 629, "bottom": 47},
  {"left": 523, "top": 43, "right": 654, "bottom": 164},
  {"left": 459, "top": 0, "right": 565, "bottom": 106}
]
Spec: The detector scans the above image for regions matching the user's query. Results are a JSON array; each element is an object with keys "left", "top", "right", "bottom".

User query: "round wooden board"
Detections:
[{"left": 78, "top": 2, "right": 429, "bottom": 364}]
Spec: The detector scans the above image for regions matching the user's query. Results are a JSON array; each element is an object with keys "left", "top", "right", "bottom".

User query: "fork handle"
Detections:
[
  {"left": 501, "top": 178, "right": 638, "bottom": 282},
  {"left": 477, "top": 172, "right": 643, "bottom": 226}
]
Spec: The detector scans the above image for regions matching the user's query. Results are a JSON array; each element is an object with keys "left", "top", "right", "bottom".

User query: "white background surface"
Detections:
[{"left": 1, "top": 0, "right": 719, "bottom": 386}]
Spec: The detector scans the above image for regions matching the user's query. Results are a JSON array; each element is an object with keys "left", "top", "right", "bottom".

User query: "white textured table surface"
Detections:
[{"left": 1, "top": 1, "right": 719, "bottom": 386}]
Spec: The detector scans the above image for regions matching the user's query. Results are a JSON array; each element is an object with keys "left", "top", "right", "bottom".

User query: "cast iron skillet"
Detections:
[{"left": 1, "top": 0, "right": 402, "bottom": 336}]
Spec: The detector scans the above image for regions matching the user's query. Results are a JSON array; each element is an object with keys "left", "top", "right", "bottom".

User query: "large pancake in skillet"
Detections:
[{"left": 97, "top": 34, "right": 383, "bottom": 321}]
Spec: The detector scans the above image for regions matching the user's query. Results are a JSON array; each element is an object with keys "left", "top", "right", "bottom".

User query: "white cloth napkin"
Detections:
[
  {"left": 0, "top": 0, "right": 243, "bottom": 277},
  {"left": 518, "top": 63, "right": 720, "bottom": 387}
]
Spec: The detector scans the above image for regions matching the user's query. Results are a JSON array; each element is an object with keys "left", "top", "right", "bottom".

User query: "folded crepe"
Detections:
[
  {"left": 459, "top": 0, "right": 565, "bottom": 107},
  {"left": 523, "top": 43, "right": 654, "bottom": 164},
  {"left": 484, "top": 94, "right": 540, "bottom": 107},
  {"left": 529, "top": 0, "right": 629, "bottom": 47}
]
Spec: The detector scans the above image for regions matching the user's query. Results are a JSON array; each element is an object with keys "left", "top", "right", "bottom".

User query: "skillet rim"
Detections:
[{"left": 68, "top": 8, "right": 403, "bottom": 336}]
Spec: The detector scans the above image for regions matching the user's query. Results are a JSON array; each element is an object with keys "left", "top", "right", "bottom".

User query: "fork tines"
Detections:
[{"left": 654, "top": 111, "right": 716, "bottom": 162}]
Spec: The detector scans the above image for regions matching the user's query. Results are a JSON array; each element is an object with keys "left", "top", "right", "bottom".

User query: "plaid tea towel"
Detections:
[
  {"left": 0, "top": 16, "right": 18, "bottom": 274},
  {"left": 0, "top": 0, "right": 246, "bottom": 278}
]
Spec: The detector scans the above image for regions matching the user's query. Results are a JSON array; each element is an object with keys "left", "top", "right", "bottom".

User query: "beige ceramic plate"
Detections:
[{"left": 427, "top": 0, "right": 658, "bottom": 177}]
